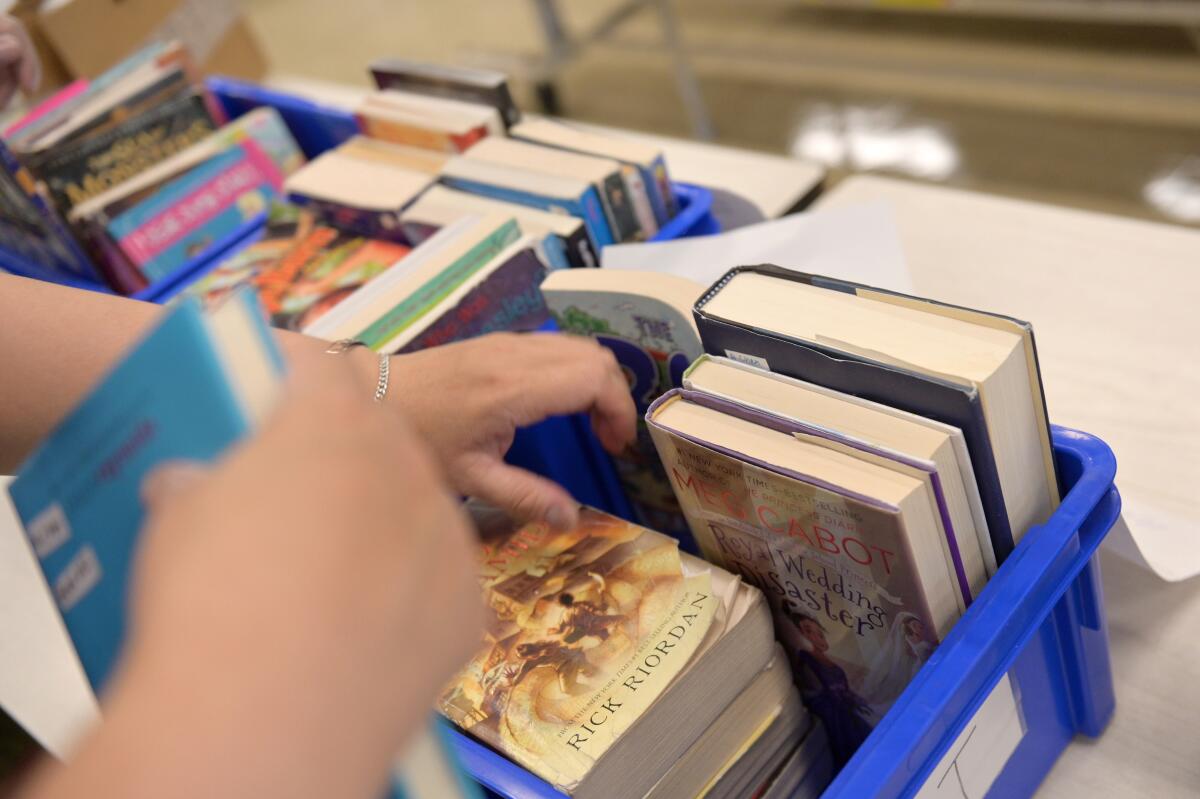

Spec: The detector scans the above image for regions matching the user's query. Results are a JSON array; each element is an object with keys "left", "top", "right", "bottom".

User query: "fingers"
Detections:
[
  {"left": 460, "top": 455, "right": 579, "bottom": 531},
  {"left": 505, "top": 334, "right": 637, "bottom": 454}
]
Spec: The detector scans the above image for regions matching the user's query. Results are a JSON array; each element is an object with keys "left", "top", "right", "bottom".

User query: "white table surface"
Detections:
[
  {"left": 818, "top": 175, "right": 1200, "bottom": 797},
  {"left": 265, "top": 75, "right": 826, "bottom": 221}
]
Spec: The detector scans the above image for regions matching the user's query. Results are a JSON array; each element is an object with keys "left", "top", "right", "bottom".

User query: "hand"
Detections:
[
  {"left": 374, "top": 332, "right": 637, "bottom": 530},
  {"left": 0, "top": 15, "right": 40, "bottom": 109},
  {"left": 83, "top": 354, "right": 484, "bottom": 799}
]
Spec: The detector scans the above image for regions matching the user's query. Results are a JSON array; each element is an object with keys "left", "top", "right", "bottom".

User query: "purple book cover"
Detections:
[{"left": 398, "top": 247, "right": 549, "bottom": 353}]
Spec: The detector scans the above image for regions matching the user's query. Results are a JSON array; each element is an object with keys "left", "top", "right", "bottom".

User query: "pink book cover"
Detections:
[{"left": 5, "top": 80, "right": 90, "bottom": 138}]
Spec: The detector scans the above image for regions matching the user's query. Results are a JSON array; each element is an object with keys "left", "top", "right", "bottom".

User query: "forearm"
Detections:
[
  {"left": 20, "top": 641, "right": 417, "bottom": 799},
  {"left": 0, "top": 275, "right": 336, "bottom": 472}
]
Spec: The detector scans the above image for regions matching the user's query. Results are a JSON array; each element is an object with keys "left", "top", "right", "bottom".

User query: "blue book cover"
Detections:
[
  {"left": 106, "top": 142, "right": 283, "bottom": 283},
  {"left": 8, "top": 292, "right": 284, "bottom": 691},
  {"left": 9, "top": 291, "right": 480, "bottom": 798}
]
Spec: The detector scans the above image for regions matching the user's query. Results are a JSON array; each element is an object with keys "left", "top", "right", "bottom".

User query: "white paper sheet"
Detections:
[
  {"left": 0, "top": 479, "right": 98, "bottom": 759},
  {"left": 601, "top": 202, "right": 914, "bottom": 294}
]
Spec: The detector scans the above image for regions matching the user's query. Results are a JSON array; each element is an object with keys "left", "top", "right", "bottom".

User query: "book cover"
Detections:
[
  {"left": 693, "top": 264, "right": 1015, "bottom": 562},
  {"left": 646, "top": 393, "right": 943, "bottom": 766},
  {"left": 648, "top": 155, "right": 676, "bottom": 222},
  {"left": 397, "top": 247, "right": 549, "bottom": 353},
  {"left": 597, "top": 170, "right": 641, "bottom": 244},
  {"left": 285, "top": 194, "right": 409, "bottom": 244},
  {"left": 438, "top": 506, "right": 716, "bottom": 793},
  {"left": 186, "top": 204, "right": 411, "bottom": 332},
  {"left": 0, "top": 138, "right": 98, "bottom": 281},
  {"left": 352, "top": 218, "right": 521, "bottom": 351},
  {"left": 620, "top": 165, "right": 658, "bottom": 239},
  {"left": 545, "top": 287, "right": 702, "bottom": 542},
  {"left": 7, "top": 292, "right": 284, "bottom": 691},
  {"left": 47, "top": 66, "right": 193, "bottom": 151},
  {"left": 105, "top": 141, "right": 283, "bottom": 283},
  {"left": 370, "top": 58, "right": 520, "bottom": 130},
  {"left": 26, "top": 91, "right": 217, "bottom": 211}
]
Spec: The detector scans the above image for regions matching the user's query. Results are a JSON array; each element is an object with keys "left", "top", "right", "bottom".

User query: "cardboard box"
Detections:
[{"left": 35, "top": 0, "right": 267, "bottom": 81}]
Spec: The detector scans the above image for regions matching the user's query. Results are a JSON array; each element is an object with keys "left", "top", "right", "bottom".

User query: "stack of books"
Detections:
[
  {"left": 542, "top": 263, "right": 1060, "bottom": 773},
  {"left": 445, "top": 504, "right": 831, "bottom": 799},
  {"left": 0, "top": 40, "right": 306, "bottom": 294}
]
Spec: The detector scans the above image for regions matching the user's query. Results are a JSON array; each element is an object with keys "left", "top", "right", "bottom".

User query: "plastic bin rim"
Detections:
[{"left": 827, "top": 424, "right": 1120, "bottom": 797}]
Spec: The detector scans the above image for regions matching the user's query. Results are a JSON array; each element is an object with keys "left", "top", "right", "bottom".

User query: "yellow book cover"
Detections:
[{"left": 441, "top": 506, "right": 716, "bottom": 791}]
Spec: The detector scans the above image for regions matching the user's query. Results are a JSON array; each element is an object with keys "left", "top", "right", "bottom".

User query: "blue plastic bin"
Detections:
[{"left": 446, "top": 425, "right": 1121, "bottom": 799}]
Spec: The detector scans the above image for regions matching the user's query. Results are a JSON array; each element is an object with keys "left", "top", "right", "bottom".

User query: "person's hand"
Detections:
[
  {"left": 90, "top": 354, "right": 484, "bottom": 799},
  {"left": 372, "top": 332, "right": 637, "bottom": 531},
  {"left": 0, "top": 15, "right": 40, "bottom": 109}
]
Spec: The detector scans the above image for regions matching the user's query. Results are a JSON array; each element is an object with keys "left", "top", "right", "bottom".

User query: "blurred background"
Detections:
[{"left": 242, "top": 0, "right": 1200, "bottom": 227}]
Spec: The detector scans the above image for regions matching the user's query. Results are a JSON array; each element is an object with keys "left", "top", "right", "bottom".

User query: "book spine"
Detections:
[
  {"left": 437, "top": 174, "right": 612, "bottom": 253},
  {"left": 538, "top": 233, "right": 569, "bottom": 270},
  {"left": 622, "top": 165, "right": 658, "bottom": 239},
  {"left": 598, "top": 170, "right": 641, "bottom": 243},
  {"left": 578, "top": 185, "right": 615, "bottom": 250},
  {"left": 562, "top": 223, "right": 597, "bottom": 268},
  {"left": 358, "top": 114, "right": 459, "bottom": 153},
  {"left": 646, "top": 156, "right": 676, "bottom": 222},
  {"left": 397, "top": 248, "right": 549, "bottom": 353},
  {"left": 356, "top": 219, "right": 521, "bottom": 350}
]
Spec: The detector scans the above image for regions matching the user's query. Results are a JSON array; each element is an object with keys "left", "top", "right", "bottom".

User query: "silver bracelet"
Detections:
[{"left": 325, "top": 339, "right": 391, "bottom": 403}]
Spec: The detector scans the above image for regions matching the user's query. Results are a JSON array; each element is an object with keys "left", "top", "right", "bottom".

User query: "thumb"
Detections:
[
  {"left": 141, "top": 461, "right": 209, "bottom": 510},
  {"left": 462, "top": 457, "right": 579, "bottom": 531}
]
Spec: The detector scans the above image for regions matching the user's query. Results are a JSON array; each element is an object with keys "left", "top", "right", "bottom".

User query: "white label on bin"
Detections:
[{"left": 914, "top": 673, "right": 1025, "bottom": 799}]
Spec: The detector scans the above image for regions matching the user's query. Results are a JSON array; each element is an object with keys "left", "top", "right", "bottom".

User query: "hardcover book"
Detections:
[
  {"left": 693, "top": 265, "right": 1059, "bottom": 562},
  {"left": 647, "top": 389, "right": 967, "bottom": 765},
  {"left": 684, "top": 354, "right": 995, "bottom": 582},
  {"left": 541, "top": 269, "right": 705, "bottom": 542}
]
